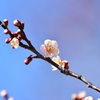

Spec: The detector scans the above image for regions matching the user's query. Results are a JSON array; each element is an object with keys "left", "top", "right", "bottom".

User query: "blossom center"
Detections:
[{"left": 47, "top": 45, "right": 53, "bottom": 52}]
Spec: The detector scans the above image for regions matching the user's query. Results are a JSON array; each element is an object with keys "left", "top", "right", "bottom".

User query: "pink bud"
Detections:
[
  {"left": 24, "top": 56, "right": 32, "bottom": 65},
  {"left": 4, "top": 29, "right": 11, "bottom": 34},
  {"left": 17, "top": 29, "right": 23, "bottom": 36},
  {"left": 63, "top": 61, "right": 69, "bottom": 69},
  {"left": 17, "top": 35, "right": 22, "bottom": 41},
  {"left": 3, "top": 19, "right": 8, "bottom": 26},
  {"left": 13, "top": 20, "right": 21, "bottom": 27},
  {"left": 21, "top": 22, "right": 24, "bottom": 29},
  {"left": 13, "top": 32, "right": 18, "bottom": 37},
  {"left": 24, "top": 59, "right": 30, "bottom": 65},
  {"left": 5, "top": 38, "right": 12, "bottom": 44}
]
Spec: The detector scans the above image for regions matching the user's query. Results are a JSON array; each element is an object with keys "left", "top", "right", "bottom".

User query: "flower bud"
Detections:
[
  {"left": 5, "top": 38, "right": 12, "bottom": 44},
  {"left": 13, "top": 32, "right": 18, "bottom": 37},
  {"left": 4, "top": 29, "right": 11, "bottom": 34},
  {"left": 0, "top": 90, "right": 8, "bottom": 98},
  {"left": 21, "top": 22, "right": 24, "bottom": 29},
  {"left": 71, "top": 93, "right": 77, "bottom": 100},
  {"left": 17, "top": 29, "right": 23, "bottom": 36},
  {"left": 72, "top": 91, "right": 86, "bottom": 100},
  {"left": 63, "top": 60, "right": 69, "bottom": 69},
  {"left": 13, "top": 20, "right": 21, "bottom": 27},
  {"left": 17, "top": 35, "right": 22, "bottom": 41},
  {"left": 3, "top": 19, "right": 8, "bottom": 26},
  {"left": 24, "top": 56, "right": 32, "bottom": 65}
]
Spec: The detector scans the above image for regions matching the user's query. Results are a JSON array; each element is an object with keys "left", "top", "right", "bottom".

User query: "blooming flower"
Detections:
[
  {"left": 10, "top": 37, "right": 19, "bottom": 49},
  {"left": 84, "top": 96, "right": 94, "bottom": 100},
  {"left": 40, "top": 39, "right": 59, "bottom": 57},
  {"left": 51, "top": 56, "right": 68, "bottom": 71}
]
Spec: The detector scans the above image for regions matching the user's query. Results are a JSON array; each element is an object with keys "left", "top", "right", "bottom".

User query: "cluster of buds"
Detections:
[
  {"left": 13, "top": 20, "right": 24, "bottom": 29},
  {"left": 2, "top": 19, "right": 69, "bottom": 69},
  {"left": 1, "top": 19, "right": 34, "bottom": 65},
  {"left": 0, "top": 89, "right": 14, "bottom": 100},
  {"left": 40, "top": 39, "right": 69, "bottom": 71},
  {"left": 3, "top": 19, "right": 25, "bottom": 49}
]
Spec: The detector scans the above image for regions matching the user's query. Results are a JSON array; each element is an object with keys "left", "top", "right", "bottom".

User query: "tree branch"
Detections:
[{"left": 0, "top": 20, "right": 100, "bottom": 94}]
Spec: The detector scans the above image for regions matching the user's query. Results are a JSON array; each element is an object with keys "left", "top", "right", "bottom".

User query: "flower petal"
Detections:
[
  {"left": 10, "top": 37, "right": 19, "bottom": 49},
  {"left": 51, "top": 65, "right": 58, "bottom": 71}
]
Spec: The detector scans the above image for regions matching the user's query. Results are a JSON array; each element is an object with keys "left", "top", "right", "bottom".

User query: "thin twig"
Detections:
[
  {"left": 0, "top": 21, "right": 14, "bottom": 38},
  {"left": 0, "top": 20, "right": 100, "bottom": 93},
  {"left": 63, "top": 70, "right": 100, "bottom": 92}
]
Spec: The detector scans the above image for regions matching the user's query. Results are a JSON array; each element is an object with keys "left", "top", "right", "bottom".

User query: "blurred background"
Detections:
[{"left": 0, "top": 0, "right": 100, "bottom": 99}]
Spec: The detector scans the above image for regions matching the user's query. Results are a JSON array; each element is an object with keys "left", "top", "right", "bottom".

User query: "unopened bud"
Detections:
[
  {"left": 13, "top": 20, "right": 21, "bottom": 27},
  {"left": 17, "top": 35, "right": 22, "bottom": 41},
  {"left": 4, "top": 19, "right": 8, "bottom": 26},
  {"left": 71, "top": 93, "right": 77, "bottom": 100},
  {"left": 17, "top": 29, "right": 23, "bottom": 36},
  {"left": 21, "top": 22, "right": 24, "bottom": 29},
  {"left": 4, "top": 29, "right": 11, "bottom": 34},
  {"left": 5, "top": 38, "right": 12, "bottom": 44},
  {"left": 24, "top": 56, "right": 32, "bottom": 65},
  {"left": 0, "top": 90, "right": 8, "bottom": 98},
  {"left": 13, "top": 32, "right": 18, "bottom": 37},
  {"left": 63, "top": 60, "right": 69, "bottom": 69}
]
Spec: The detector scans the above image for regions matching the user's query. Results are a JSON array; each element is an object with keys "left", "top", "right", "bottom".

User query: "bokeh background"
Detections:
[{"left": 0, "top": 0, "right": 100, "bottom": 100}]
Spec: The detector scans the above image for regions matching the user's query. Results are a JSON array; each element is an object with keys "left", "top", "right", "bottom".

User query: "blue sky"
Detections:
[{"left": 0, "top": 0, "right": 100, "bottom": 100}]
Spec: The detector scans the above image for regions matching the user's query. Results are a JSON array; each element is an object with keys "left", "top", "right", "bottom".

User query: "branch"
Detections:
[
  {"left": 19, "top": 42, "right": 31, "bottom": 50},
  {"left": 0, "top": 19, "right": 100, "bottom": 94},
  {"left": 33, "top": 55, "right": 100, "bottom": 92},
  {"left": 63, "top": 70, "right": 100, "bottom": 92}
]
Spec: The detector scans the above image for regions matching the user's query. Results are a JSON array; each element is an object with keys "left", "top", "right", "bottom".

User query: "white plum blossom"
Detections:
[
  {"left": 51, "top": 56, "right": 68, "bottom": 71},
  {"left": 84, "top": 96, "right": 94, "bottom": 100},
  {"left": 10, "top": 37, "right": 19, "bottom": 49},
  {"left": 40, "top": 39, "right": 59, "bottom": 57}
]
